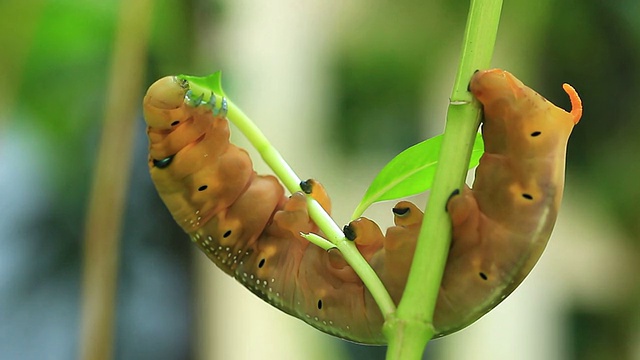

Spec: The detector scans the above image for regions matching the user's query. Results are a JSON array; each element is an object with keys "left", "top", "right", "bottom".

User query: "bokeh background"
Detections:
[{"left": 1, "top": 0, "right": 639, "bottom": 359}]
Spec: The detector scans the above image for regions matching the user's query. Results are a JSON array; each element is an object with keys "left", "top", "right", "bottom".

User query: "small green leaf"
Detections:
[
  {"left": 350, "top": 133, "right": 484, "bottom": 220},
  {"left": 178, "top": 71, "right": 227, "bottom": 99}
]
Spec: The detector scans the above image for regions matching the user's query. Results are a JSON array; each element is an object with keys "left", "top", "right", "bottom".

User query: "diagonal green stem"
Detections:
[
  {"left": 180, "top": 84, "right": 398, "bottom": 320},
  {"left": 226, "top": 98, "right": 397, "bottom": 318},
  {"left": 383, "top": 0, "right": 503, "bottom": 358}
]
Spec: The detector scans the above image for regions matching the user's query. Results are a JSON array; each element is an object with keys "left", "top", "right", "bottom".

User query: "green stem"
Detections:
[
  {"left": 383, "top": 0, "right": 503, "bottom": 358},
  {"left": 184, "top": 79, "right": 397, "bottom": 317},
  {"left": 183, "top": 79, "right": 399, "bottom": 317},
  {"left": 224, "top": 97, "right": 398, "bottom": 319},
  {"left": 300, "top": 233, "right": 336, "bottom": 251}
]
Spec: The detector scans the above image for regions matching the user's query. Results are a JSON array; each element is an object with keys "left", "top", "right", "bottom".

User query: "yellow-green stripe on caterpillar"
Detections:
[{"left": 143, "top": 69, "right": 582, "bottom": 343}]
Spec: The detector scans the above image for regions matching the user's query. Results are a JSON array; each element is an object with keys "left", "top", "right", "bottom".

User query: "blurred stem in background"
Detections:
[
  {"left": 79, "top": 0, "right": 154, "bottom": 359},
  {"left": 0, "top": 1, "right": 45, "bottom": 132}
]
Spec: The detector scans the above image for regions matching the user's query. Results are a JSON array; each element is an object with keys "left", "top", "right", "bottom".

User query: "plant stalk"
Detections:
[
  {"left": 224, "top": 98, "right": 398, "bottom": 319},
  {"left": 383, "top": 0, "right": 503, "bottom": 358},
  {"left": 79, "top": 0, "right": 154, "bottom": 359}
]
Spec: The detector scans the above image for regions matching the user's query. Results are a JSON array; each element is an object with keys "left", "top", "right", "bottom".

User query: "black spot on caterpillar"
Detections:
[
  {"left": 152, "top": 155, "right": 174, "bottom": 169},
  {"left": 143, "top": 69, "right": 582, "bottom": 344}
]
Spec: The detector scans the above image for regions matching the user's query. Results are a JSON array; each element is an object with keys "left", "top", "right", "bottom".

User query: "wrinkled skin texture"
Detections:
[{"left": 143, "top": 70, "right": 581, "bottom": 344}]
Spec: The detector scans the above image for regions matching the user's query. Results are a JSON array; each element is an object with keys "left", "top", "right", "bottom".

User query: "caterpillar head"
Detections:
[{"left": 143, "top": 76, "right": 189, "bottom": 130}]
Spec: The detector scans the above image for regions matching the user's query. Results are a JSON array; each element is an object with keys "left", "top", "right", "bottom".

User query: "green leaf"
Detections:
[
  {"left": 178, "top": 71, "right": 227, "bottom": 99},
  {"left": 350, "top": 132, "right": 484, "bottom": 220}
]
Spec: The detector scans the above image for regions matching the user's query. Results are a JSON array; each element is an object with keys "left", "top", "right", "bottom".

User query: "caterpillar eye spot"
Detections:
[
  {"left": 152, "top": 155, "right": 175, "bottom": 169},
  {"left": 530, "top": 131, "right": 541, "bottom": 137},
  {"left": 198, "top": 185, "right": 208, "bottom": 192},
  {"left": 317, "top": 299, "right": 323, "bottom": 310},
  {"left": 170, "top": 120, "right": 180, "bottom": 126},
  {"left": 223, "top": 230, "right": 232, "bottom": 238},
  {"left": 522, "top": 193, "right": 533, "bottom": 200},
  {"left": 479, "top": 272, "right": 488, "bottom": 280},
  {"left": 343, "top": 224, "right": 356, "bottom": 241},
  {"left": 299, "top": 179, "right": 313, "bottom": 194},
  {"left": 258, "top": 258, "right": 266, "bottom": 268},
  {"left": 392, "top": 206, "right": 410, "bottom": 216}
]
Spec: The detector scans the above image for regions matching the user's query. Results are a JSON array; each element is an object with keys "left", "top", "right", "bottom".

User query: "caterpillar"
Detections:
[{"left": 143, "top": 69, "right": 582, "bottom": 344}]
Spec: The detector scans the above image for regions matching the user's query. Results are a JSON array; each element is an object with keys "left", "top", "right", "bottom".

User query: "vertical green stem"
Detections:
[{"left": 383, "top": 0, "right": 502, "bottom": 358}]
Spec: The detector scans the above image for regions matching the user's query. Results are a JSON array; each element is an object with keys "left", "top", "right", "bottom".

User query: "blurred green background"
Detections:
[{"left": 1, "top": 0, "right": 639, "bottom": 359}]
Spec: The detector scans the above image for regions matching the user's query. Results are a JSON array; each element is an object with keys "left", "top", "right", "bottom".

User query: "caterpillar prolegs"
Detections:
[{"left": 143, "top": 69, "right": 582, "bottom": 344}]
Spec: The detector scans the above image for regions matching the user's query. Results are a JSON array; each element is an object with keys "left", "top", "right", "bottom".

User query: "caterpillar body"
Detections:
[{"left": 143, "top": 69, "right": 582, "bottom": 344}]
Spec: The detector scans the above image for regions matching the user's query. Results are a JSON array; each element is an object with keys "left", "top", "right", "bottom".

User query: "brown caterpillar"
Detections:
[{"left": 143, "top": 69, "right": 582, "bottom": 344}]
